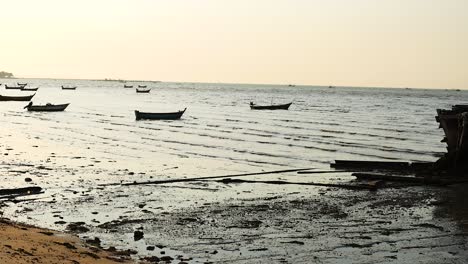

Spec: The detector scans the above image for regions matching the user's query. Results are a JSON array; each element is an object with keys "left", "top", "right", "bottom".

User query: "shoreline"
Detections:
[{"left": 0, "top": 217, "right": 134, "bottom": 263}]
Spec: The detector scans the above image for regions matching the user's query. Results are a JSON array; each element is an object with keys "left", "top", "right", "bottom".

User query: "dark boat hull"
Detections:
[
  {"left": 250, "top": 102, "right": 292, "bottom": 110},
  {"left": 0, "top": 93, "right": 35, "bottom": 101},
  {"left": 21, "top": 87, "right": 39, "bottom": 91},
  {"left": 135, "top": 108, "right": 186, "bottom": 120},
  {"left": 26, "top": 103, "right": 69, "bottom": 112},
  {"left": 5, "top": 85, "right": 23, "bottom": 90},
  {"left": 136, "top": 88, "right": 151, "bottom": 93},
  {"left": 61, "top": 86, "right": 76, "bottom": 90},
  {"left": 124, "top": 85, "right": 133, "bottom": 88}
]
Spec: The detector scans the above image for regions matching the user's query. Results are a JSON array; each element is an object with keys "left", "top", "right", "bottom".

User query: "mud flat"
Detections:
[
  {"left": 2, "top": 160, "right": 468, "bottom": 263},
  {"left": 91, "top": 182, "right": 468, "bottom": 263}
]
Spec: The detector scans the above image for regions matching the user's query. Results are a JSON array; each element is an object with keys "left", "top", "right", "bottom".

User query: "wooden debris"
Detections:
[
  {"left": 332, "top": 160, "right": 411, "bottom": 170},
  {"left": 331, "top": 160, "right": 434, "bottom": 176},
  {"left": 435, "top": 105, "right": 468, "bottom": 174},
  {"left": 296, "top": 170, "right": 351, "bottom": 174},
  {"left": 0, "top": 187, "right": 43, "bottom": 199},
  {"left": 353, "top": 173, "right": 426, "bottom": 183},
  {"left": 352, "top": 172, "right": 468, "bottom": 185}
]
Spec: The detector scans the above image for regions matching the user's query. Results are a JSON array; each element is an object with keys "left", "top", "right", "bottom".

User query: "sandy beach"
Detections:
[{"left": 0, "top": 218, "right": 133, "bottom": 263}]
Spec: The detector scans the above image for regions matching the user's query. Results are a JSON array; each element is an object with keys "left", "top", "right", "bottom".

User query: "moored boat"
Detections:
[
  {"left": 5, "top": 84, "right": 23, "bottom": 90},
  {"left": 135, "top": 108, "right": 186, "bottom": 120},
  {"left": 0, "top": 93, "right": 35, "bottom": 101},
  {"left": 21, "top": 87, "right": 39, "bottom": 91},
  {"left": 138, "top": 85, "right": 147, "bottom": 88},
  {"left": 124, "top": 84, "right": 133, "bottom": 88},
  {"left": 136, "top": 88, "right": 151, "bottom": 93},
  {"left": 249, "top": 102, "right": 292, "bottom": 110},
  {"left": 61, "top": 86, "right": 77, "bottom": 90},
  {"left": 24, "top": 102, "right": 69, "bottom": 112}
]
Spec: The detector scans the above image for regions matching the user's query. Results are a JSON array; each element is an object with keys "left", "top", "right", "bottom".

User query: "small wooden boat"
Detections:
[
  {"left": 5, "top": 84, "right": 24, "bottom": 90},
  {"left": 24, "top": 102, "right": 69, "bottom": 112},
  {"left": 124, "top": 84, "right": 133, "bottom": 88},
  {"left": 135, "top": 108, "right": 186, "bottom": 120},
  {"left": 250, "top": 102, "right": 292, "bottom": 110},
  {"left": 138, "top": 85, "right": 147, "bottom": 88},
  {"left": 21, "top": 87, "right": 39, "bottom": 91},
  {"left": 0, "top": 93, "right": 35, "bottom": 101},
  {"left": 61, "top": 86, "right": 77, "bottom": 90},
  {"left": 17, "top": 83, "right": 27, "bottom": 87},
  {"left": 136, "top": 88, "right": 151, "bottom": 93}
]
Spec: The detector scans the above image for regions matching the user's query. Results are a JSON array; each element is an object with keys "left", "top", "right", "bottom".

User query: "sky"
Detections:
[{"left": 2, "top": 0, "right": 468, "bottom": 89}]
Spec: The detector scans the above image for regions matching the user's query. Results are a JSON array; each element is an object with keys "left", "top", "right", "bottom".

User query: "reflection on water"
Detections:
[{"left": 1, "top": 79, "right": 459, "bottom": 174}]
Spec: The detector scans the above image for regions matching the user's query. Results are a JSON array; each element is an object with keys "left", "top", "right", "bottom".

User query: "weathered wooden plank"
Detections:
[
  {"left": 332, "top": 160, "right": 410, "bottom": 170},
  {"left": 353, "top": 172, "right": 425, "bottom": 183},
  {"left": 0, "top": 187, "right": 43, "bottom": 199}
]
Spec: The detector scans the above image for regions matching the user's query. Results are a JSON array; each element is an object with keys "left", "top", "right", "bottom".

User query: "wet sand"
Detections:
[
  {"left": 1, "top": 156, "right": 468, "bottom": 263},
  {"left": 90, "top": 182, "right": 468, "bottom": 263}
]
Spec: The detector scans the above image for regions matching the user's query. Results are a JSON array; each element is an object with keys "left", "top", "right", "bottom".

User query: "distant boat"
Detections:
[
  {"left": 328, "top": 85, "right": 335, "bottom": 88},
  {"left": 24, "top": 102, "right": 69, "bottom": 112},
  {"left": 250, "top": 102, "right": 292, "bottom": 110},
  {"left": 288, "top": 84, "right": 296, "bottom": 87},
  {"left": 17, "top": 83, "right": 27, "bottom": 87},
  {"left": 136, "top": 88, "right": 151, "bottom": 93},
  {"left": 0, "top": 93, "right": 35, "bottom": 101},
  {"left": 124, "top": 84, "right": 133, "bottom": 88},
  {"left": 135, "top": 108, "right": 186, "bottom": 120},
  {"left": 61, "top": 86, "right": 77, "bottom": 90},
  {"left": 21, "top": 87, "right": 39, "bottom": 91},
  {"left": 138, "top": 85, "right": 147, "bottom": 88},
  {"left": 5, "top": 84, "right": 23, "bottom": 90}
]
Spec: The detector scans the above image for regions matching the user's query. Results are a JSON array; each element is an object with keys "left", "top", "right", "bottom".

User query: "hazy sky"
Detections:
[{"left": 2, "top": 0, "right": 468, "bottom": 88}]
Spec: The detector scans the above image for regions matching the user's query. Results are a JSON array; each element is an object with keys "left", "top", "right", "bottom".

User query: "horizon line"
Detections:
[{"left": 0, "top": 76, "right": 464, "bottom": 91}]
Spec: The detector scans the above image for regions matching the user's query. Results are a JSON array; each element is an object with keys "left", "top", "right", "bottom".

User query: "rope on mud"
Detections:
[
  {"left": 102, "top": 168, "right": 318, "bottom": 186},
  {"left": 201, "top": 178, "right": 376, "bottom": 190}
]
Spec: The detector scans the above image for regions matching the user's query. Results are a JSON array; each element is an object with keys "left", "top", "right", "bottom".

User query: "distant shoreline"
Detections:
[{"left": 1, "top": 76, "right": 464, "bottom": 91}]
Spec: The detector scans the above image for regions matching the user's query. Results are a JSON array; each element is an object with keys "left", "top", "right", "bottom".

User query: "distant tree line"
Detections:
[{"left": 0, "top": 71, "right": 14, "bottom": 78}]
